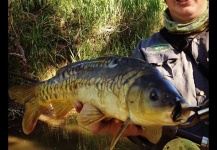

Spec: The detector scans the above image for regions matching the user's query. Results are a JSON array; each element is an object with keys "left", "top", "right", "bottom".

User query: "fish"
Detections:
[{"left": 8, "top": 55, "right": 191, "bottom": 150}]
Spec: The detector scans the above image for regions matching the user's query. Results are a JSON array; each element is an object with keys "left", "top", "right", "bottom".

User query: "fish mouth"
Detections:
[
  {"left": 171, "top": 96, "right": 189, "bottom": 123},
  {"left": 171, "top": 100, "right": 190, "bottom": 123},
  {"left": 171, "top": 101, "right": 182, "bottom": 122}
]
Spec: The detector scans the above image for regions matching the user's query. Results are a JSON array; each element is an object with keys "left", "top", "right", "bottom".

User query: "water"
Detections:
[{"left": 8, "top": 101, "right": 139, "bottom": 150}]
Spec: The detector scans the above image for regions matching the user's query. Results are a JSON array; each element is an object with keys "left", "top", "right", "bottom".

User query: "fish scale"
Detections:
[{"left": 8, "top": 55, "right": 191, "bottom": 150}]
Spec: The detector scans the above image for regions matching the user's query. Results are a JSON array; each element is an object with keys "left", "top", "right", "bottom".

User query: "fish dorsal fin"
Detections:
[
  {"left": 56, "top": 66, "right": 69, "bottom": 75},
  {"left": 22, "top": 100, "right": 47, "bottom": 134},
  {"left": 51, "top": 100, "right": 74, "bottom": 119},
  {"left": 76, "top": 104, "right": 106, "bottom": 126},
  {"left": 110, "top": 116, "right": 131, "bottom": 150},
  {"left": 144, "top": 126, "right": 162, "bottom": 144}
]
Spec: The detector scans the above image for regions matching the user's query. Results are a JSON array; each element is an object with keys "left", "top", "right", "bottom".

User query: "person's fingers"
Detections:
[
  {"left": 74, "top": 102, "right": 146, "bottom": 138},
  {"left": 88, "top": 118, "right": 146, "bottom": 137},
  {"left": 121, "top": 124, "right": 146, "bottom": 137},
  {"left": 87, "top": 118, "right": 121, "bottom": 135},
  {"left": 107, "top": 119, "right": 145, "bottom": 137}
]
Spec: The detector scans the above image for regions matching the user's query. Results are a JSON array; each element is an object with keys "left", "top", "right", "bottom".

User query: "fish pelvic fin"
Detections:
[
  {"left": 76, "top": 104, "right": 106, "bottom": 126},
  {"left": 110, "top": 117, "right": 131, "bottom": 150},
  {"left": 143, "top": 126, "right": 162, "bottom": 144},
  {"left": 51, "top": 100, "right": 74, "bottom": 119},
  {"left": 8, "top": 85, "right": 35, "bottom": 104}
]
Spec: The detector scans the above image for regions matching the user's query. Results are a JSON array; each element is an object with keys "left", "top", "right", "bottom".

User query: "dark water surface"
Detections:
[{"left": 8, "top": 101, "right": 139, "bottom": 150}]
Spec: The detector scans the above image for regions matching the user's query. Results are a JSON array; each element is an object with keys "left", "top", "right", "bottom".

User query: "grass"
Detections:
[{"left": 8, "top": 0, "right": 166, "bottom": 81}]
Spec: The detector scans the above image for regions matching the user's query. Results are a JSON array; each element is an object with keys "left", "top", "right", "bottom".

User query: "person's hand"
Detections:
[{"left": 75, "top": 101, "right": 146, "bottom": 137}]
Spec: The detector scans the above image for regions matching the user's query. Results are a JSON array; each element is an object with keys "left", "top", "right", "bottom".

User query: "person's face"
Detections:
[{"left": 165, "top": 0, "right": 208, "bottom": 23}]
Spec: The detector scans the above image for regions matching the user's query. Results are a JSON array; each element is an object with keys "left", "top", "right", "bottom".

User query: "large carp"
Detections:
[{"left": 8, "top": 55, "right": 190, "bottom": 150}]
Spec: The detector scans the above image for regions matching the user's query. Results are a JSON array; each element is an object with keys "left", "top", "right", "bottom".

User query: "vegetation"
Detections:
[{"left": 8, "top": 0, "right": 166, "bottom": 82}]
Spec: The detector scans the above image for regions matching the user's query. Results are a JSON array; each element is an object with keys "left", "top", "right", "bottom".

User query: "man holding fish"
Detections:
[
  {"left": 75, "top": 0, "right": 209, "bottom": 149},
  {"left": 9, "top": 0, "right": 209, "bottom": 149}
]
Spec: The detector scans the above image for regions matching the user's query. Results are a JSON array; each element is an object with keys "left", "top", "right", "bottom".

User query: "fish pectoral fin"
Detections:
[
  {"left": 76, "top": 104, "right": 106, "bottom": 126},
  {"left": 143, "top": 126, "right": 162, "bottom": 144},
  {"left": 50, "top": 100, "right": 74, "bottom": 119},
  {"left": 110, "top": 116, "right": 131, "bottom": 150}
]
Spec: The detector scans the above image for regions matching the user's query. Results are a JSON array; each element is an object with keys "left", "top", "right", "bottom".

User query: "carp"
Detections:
[{"left": 8, "top": 55, "right": 190, "bottom": 150}]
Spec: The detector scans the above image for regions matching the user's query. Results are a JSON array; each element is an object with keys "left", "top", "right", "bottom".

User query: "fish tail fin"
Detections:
[
  {"left": 8, "top": 84, "right": 45, "bottom": 134},
  {"left": 23, "top": 101, "right": 46, "bottom": 134},
  {"left": 8, "top": 85, "right": 35, "bottom": 104}
]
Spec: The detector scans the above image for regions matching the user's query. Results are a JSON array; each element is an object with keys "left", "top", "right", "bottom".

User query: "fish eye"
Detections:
[{"left": 149, "top": 89, "right": 160, "bottom": 101}]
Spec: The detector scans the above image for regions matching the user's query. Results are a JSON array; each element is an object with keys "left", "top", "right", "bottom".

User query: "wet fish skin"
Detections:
[{"left": 8, "top": 55, "right": 190, "bottom": 149}]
